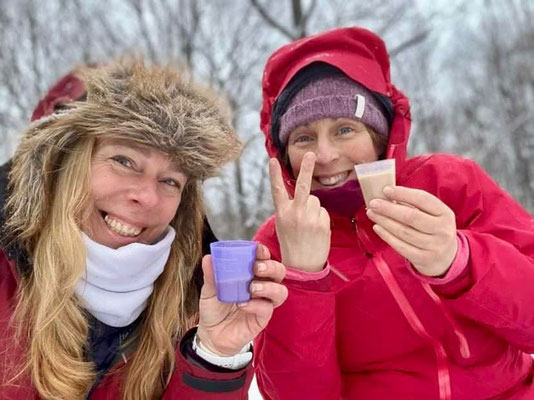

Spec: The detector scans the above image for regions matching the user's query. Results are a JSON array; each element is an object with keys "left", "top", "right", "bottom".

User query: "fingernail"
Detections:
[
  {"left": 369, "top": 199, "right": 380, "bottom": 208},
  {"left": 383, "top": 186, "right": 394, "bottom": 195},
  {"left": 366, "top": 209, "right": 374, "bottom": 218},
  {"left": 257, "top": 263, "right": 267, "bottom": 272},
  {"left": 237, "top": 302, "right": 248, "bottom": 307},
  {"left": 251, "top": 283, "right": 263, "bottom": 292}
]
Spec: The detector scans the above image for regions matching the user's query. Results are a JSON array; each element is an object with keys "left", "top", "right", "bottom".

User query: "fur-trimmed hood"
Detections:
[{"left": 3, "top": 59, "right": 240, "bottom": 256}]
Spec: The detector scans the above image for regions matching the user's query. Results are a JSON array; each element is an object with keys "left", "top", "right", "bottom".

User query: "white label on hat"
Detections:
[{"left": 354, "top": 94, "right": 365, "bottom": 118}]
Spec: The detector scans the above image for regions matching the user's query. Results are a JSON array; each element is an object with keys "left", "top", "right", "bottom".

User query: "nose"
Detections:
[
  {"left": 127, "top": 177, "right": 160, "bottom": 209},
  {"left": 314, "top": 137, "right": 339, "bottom": 165}
]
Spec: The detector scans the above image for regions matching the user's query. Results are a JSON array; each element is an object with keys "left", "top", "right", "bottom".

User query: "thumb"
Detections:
[{"left": 200, "top": 255, "right": 217, "bottom": 299}]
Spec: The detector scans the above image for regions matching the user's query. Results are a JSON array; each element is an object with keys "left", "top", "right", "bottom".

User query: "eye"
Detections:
[
  {"left": 293, "top": 134, "right": 313, "bottom": 144},
  {"left": 161, "top": 178, "right": 180, "bottom": 188},
  {"left": 112, "top": 155, "right": 134, "bottom": 168},
  {"left": 338, "top": 126, "right": 353, "bottom": 135}
]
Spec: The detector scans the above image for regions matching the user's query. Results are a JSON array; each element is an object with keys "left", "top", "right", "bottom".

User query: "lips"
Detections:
[
  {"left": 315, "top": 171, "right": 351, "bottom": 187},
  {"left": 101, "top": 212, "right": 144, "bottom": 237}
]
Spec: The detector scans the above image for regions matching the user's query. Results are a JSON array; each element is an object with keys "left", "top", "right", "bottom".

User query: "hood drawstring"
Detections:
[
  {"left": 373, "top": 253, "right": 452, "bottom": 400},
  {"left": 420, "top": 282, "right": 471, "bottom": 359},
  {"left": 358, "top": 223, "right": 471, "bottom": 400}
]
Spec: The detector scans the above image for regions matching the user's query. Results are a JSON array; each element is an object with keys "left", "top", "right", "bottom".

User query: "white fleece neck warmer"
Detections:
[{"left": 74, "top": 227, "right": 176, "bottom": 327}]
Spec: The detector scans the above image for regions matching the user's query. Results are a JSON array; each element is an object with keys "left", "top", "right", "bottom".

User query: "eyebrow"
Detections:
[
  {"left": 110, "top": 142, "right": 185, "bottom": 176},
  {"left": 168, "top": 161, "right": 185, "bottom": 176}
]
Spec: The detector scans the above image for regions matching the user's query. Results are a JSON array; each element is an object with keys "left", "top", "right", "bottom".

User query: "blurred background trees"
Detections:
[{"left": 0, "top": 0, "right": 532, "bottom": 240}]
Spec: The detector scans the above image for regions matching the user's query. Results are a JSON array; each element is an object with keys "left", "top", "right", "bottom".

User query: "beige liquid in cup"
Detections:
[{"left": 355, "top": 159, "right": 396, "bottom": 207}]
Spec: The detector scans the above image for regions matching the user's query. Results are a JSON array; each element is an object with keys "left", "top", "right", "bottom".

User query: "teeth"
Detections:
[
  {"left": 317, "top": 172, "right": 349, "bottom": 186},
  {"left": 104, "top": 214, "right": 142, "bottom": 237}
]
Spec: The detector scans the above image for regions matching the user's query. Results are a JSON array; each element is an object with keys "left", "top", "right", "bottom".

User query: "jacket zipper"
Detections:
[
  {"left": 350, "top": 217, "right": 357, "bottom": 231},
  {"left": 351, "top": 217, "right": 372, "bottom": 258},
  {"left": 86, "top": 326, "right": 133, "bottom": 398}
]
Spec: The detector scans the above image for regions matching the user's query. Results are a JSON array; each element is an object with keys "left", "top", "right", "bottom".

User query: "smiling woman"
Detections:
[
  {"left": 286, "top": 118, "right": 383, "bottom": 190},
  {"left": 0, "top": 59, "right": 288, "bottom": 400},
  {"left": 253, "top": 27, "right": 534, "bottom": 400},
  {"left": 86, "top": 139, "right": 188, "bottom": 248}
]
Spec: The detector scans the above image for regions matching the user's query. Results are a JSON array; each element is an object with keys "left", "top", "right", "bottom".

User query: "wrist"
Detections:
[
  {"left": 413, "top": 233, "right": 470, "bottom": 285},
  {"left": 196, "top": 327, "right": 232, "bottom": 357},
  {"left": 414, "top": 263, "right": 451, "bottom": 278},
  {"left": 283, "top": 260, "right": 327, "bottom": 273},
  {"left": 193, "top": 333, "right": 252, "bottom": 370},
  {"left": 416, "top": 240, "right": 458, "bottom": 278},
  {"left": 285, "top": 262, "right": 333, "bottom": 282}
]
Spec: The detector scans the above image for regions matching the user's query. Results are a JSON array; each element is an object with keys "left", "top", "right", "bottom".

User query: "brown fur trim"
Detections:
[{"left": 5, "top": 59, "right": 241, "bottom": 252}]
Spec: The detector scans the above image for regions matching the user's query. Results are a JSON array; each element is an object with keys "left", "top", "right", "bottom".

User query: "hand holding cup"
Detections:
[
  {"left": 197, "top": 243, "right": 288, "bottom": 356},
  {"left": 366, "top": 186, "right": 458, "bottom": 277}
]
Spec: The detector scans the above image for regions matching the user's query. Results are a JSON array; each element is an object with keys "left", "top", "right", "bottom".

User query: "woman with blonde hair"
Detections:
[{"left": 0, "top": 59, "right": 287, "bottom": 399}]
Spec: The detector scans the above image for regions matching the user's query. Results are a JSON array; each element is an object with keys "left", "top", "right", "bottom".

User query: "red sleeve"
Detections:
[
  {"left": 92, "top": 327, "right": 253, "bottom": 399},
  {"left": 409, "top": 232, "right": 470, "bottom": 285},
  {"left": 163, "top": 328, "right": 254, "bottom": 399},
  {"left": 423, "top": 158, "right": 534, "bottom": 353},
  {"left": 252, "top": 218, "right": 341, "bottom": 400}
]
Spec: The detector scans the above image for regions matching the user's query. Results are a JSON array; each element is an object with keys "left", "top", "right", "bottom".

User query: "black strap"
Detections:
[{"left": 181, "top": 372, "right": 247, "bottom": 393}]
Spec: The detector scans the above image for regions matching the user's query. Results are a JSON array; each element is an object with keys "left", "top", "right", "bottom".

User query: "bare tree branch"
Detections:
[
  {"left": 25, "top": 0, "right": 44, "bottom": 100},
  {"left": 389, "top": 29, "right": 429, "bottom": 57},
  {"left": 292, "top": 0, "right": 316, "bottom": 38},
  {"left": 130, "top": 0, "right": 159, "bottom": 62},
  {"left": 292, "top": 0, "right": 302, "bottom": 27},
  {"left": 250, "top": 0, "right": 296, "bottom": 40},
  {"left": 303, "top": 0, "right": 318, "bottom": 21}
]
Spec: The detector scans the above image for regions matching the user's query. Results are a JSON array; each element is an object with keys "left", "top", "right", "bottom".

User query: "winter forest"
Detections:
[{"left": 0, "top": 0, "right": 532, "bottom": 241}]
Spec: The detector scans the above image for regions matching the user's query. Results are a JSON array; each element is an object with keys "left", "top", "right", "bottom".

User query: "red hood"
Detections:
[
  {"left": 30, "top": 72, "right": 87, "bottom": 121},
  {"left": 260, "top": 27, "right": 411, "bottom": 194},
  {"left": 30, "top": 63, "right": 103, "bottom": 122}
]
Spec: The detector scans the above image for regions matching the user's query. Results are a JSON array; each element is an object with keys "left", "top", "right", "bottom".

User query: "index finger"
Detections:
[
  {"left": 294, "top": 152, "right": 316, "bottom": 206},
  {"left": 382, "top": 186, "right": 448, "bottom": 216},
  {"left": 200, "top": 255, "right": 217, "bottom": 300},
  {"left": 255, "top": 242, "right": 271, "bottom": 261},
  {"left": 269, "top": 158, "right": 289, "bottom": 211}
]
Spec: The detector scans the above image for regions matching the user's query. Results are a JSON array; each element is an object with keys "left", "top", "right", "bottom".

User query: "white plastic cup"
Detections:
[{"left": 354, "top": 159, "right": 396, "bottom": 207}]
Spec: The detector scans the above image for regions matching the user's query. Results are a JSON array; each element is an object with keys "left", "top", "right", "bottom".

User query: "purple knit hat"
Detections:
[{"left": 278, "top": 74, "right": 389, "bottom": 145}]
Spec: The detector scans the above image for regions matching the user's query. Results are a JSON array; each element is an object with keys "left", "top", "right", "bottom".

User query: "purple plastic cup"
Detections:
[{"left": 210, "top": 240, "right": 257, "bottom": 303}]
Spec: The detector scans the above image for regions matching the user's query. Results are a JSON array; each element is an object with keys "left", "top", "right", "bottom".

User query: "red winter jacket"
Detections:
[
  {"left": 0, "top": 252, "right": 253, "bottom": 399},
  {"left": 253, "top": 27, "right": 534, "bottom": 399}
]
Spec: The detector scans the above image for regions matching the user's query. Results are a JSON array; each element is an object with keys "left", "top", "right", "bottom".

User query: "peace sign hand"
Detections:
[{"left": 269, "top": 152, "right": 330, "bottom": 272}]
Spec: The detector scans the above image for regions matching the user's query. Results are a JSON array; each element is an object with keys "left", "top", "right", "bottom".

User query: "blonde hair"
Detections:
[{"left": 8, "top": 136, "right": 202, "bottom": 399}]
